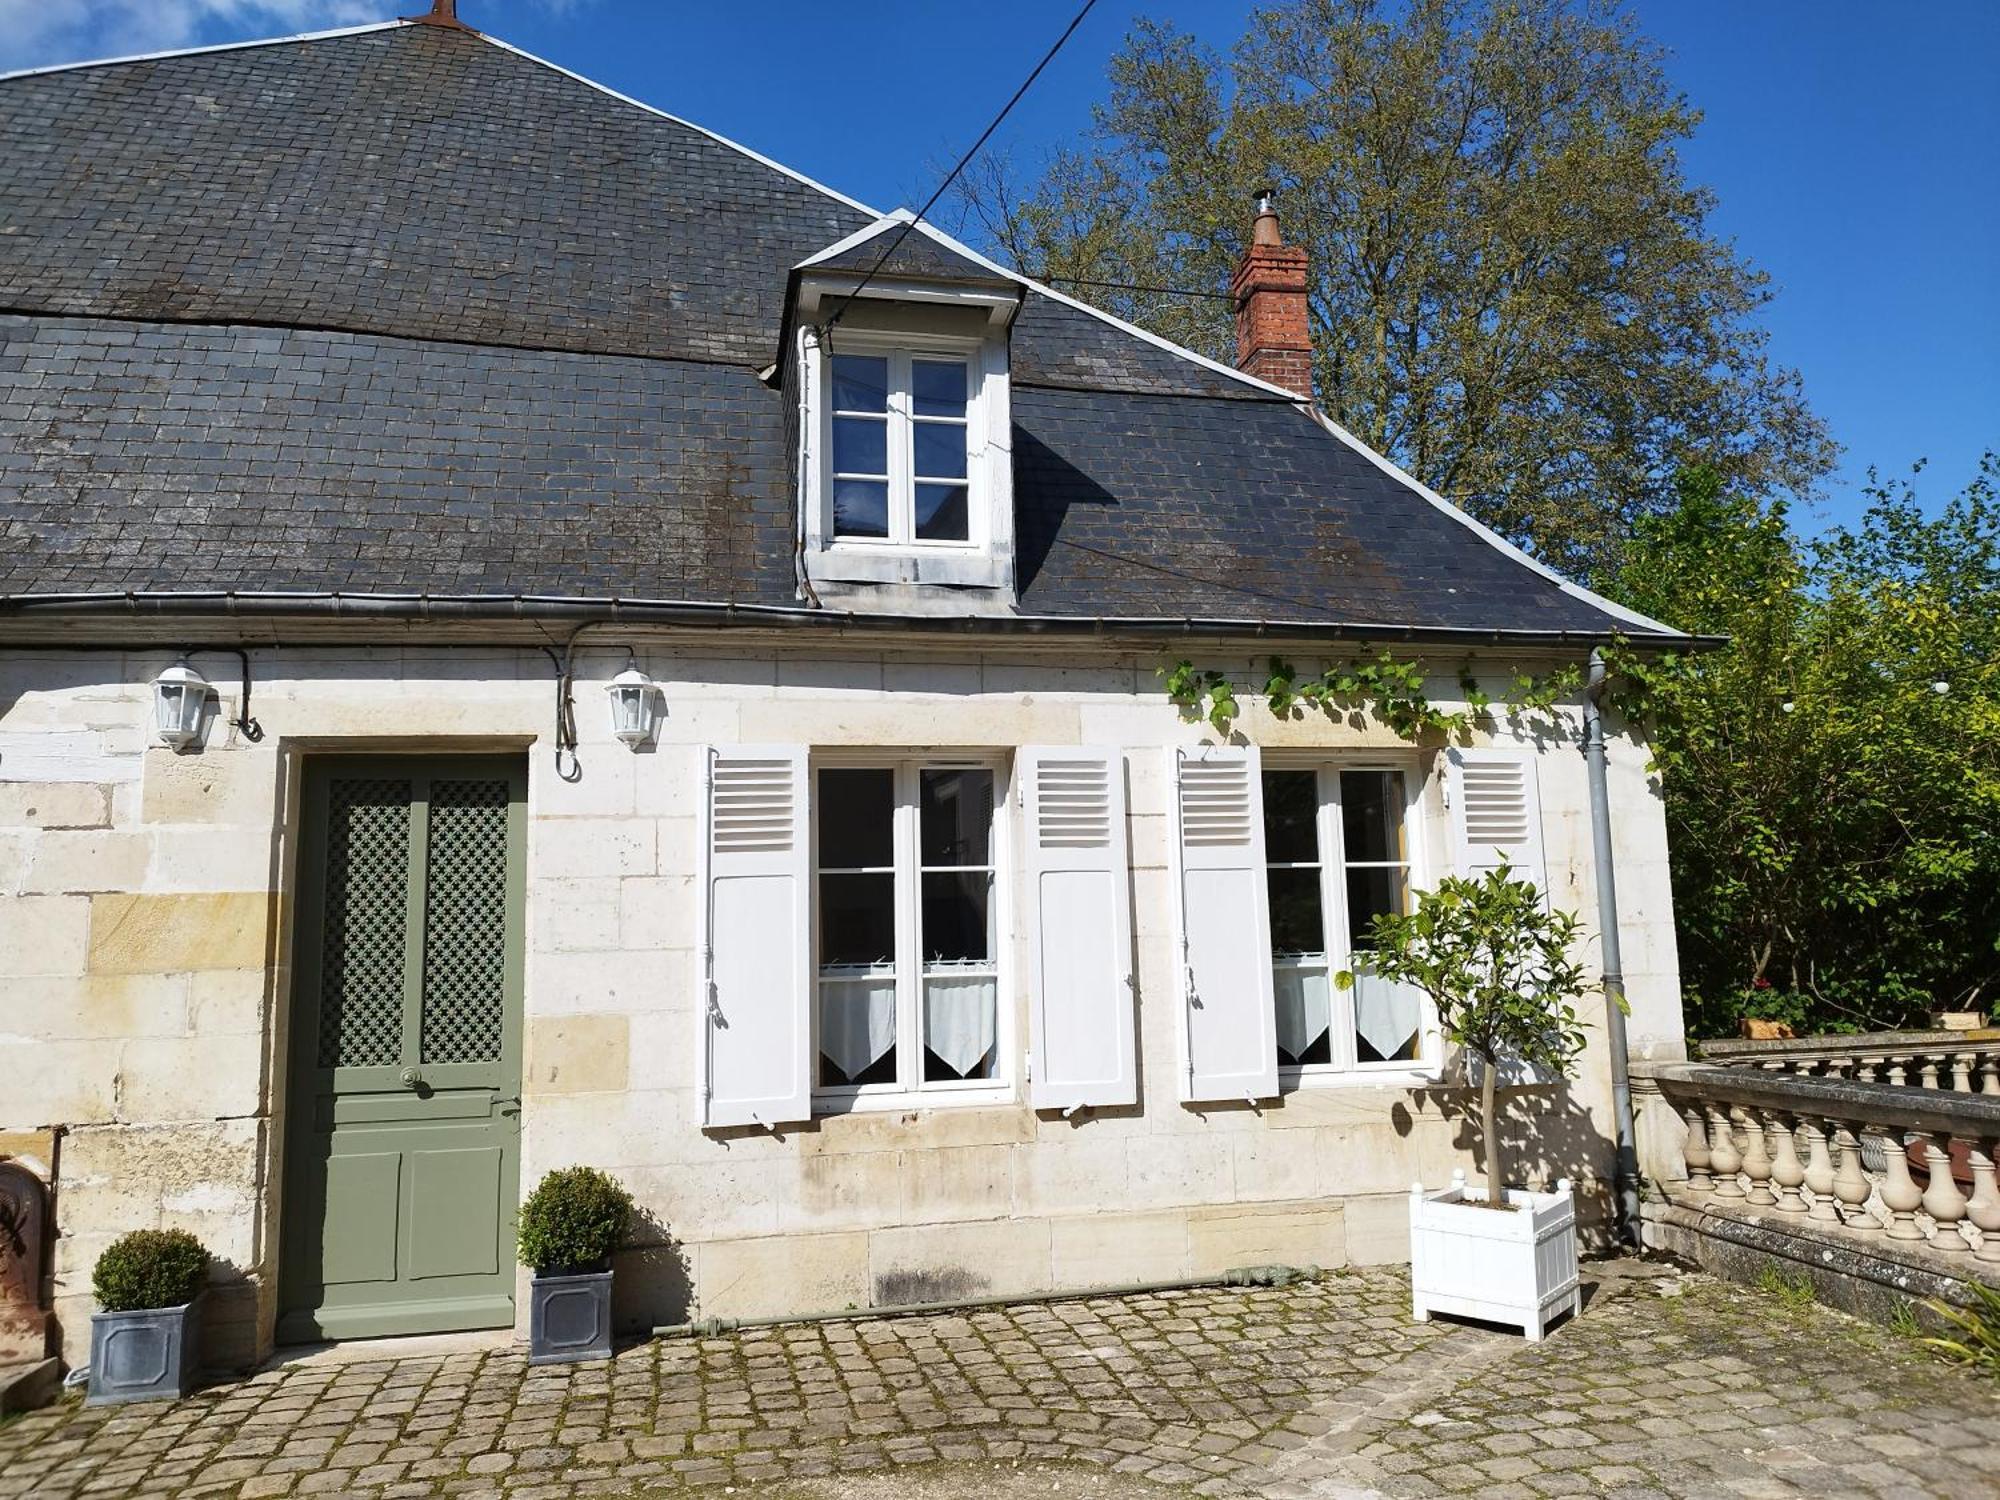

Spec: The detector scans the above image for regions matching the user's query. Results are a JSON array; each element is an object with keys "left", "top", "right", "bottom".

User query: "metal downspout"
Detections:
[{"left": 1585, "top": 647, "right": 1641, "bottom": 1246}]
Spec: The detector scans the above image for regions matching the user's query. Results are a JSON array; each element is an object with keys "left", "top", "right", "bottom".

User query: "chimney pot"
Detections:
[{"left": 1231, "top": 192, "right": 1313, "bottom": 401}]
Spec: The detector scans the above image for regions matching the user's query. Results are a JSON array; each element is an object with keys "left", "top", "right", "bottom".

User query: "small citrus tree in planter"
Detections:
[
  {"left": 1340, "top": 863, "right": 1592, "bottom": 1340},
  {"left": 88, "top": 1229, "right": 210, "bottom": 1404},
  {"left": 517, "top": 1166, "right": 633, "bottom": 1365}
]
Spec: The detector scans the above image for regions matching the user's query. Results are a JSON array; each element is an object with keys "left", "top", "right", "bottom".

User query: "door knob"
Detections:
[{"left": 399, "top": 1066, "right": 424, "bottom": 1089}]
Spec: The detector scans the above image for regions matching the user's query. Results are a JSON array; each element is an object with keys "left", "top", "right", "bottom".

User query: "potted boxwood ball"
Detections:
[
  {"left": 88, "top": 1228, "right": 210, "bottom": 1404},
  {"left": 1338, "top": 863, "right": 1593, "bottom": 1341},
  {"left": 518, "top": 1166, "right": 633, "bottom": 1365}
]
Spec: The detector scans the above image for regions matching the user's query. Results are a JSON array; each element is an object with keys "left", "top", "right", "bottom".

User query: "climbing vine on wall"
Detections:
[{"left": 1159, "top": 652, "right": 1583, "bottom": 741}]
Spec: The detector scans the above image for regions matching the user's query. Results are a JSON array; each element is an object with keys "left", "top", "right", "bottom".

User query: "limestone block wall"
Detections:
[{"left": 0, "top": 638, "right": 1685, "bottom": 1363}]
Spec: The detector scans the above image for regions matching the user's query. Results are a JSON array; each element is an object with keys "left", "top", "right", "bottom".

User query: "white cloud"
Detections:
[{"left": 0, "top": 1, "right": 387, "bottom": 73}]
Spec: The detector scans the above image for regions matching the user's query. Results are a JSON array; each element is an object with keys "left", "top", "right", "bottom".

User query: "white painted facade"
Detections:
[{"left": 0, "top": 636, "right": 1686, "bottom": 1366}]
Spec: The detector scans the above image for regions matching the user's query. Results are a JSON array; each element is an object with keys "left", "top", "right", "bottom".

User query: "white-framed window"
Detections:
[
  {"left": 1261, "top": 763, "right": 1436, "bottom": 1079},
  {"left": 812, "top": 756, "right": 1010, "bottom": 1105},
  {"left": 799, "top": 323, "right": 1015, "bottom": 593},
  {"left": 829, "top": 350, "right": 974, "bottom": 546}
]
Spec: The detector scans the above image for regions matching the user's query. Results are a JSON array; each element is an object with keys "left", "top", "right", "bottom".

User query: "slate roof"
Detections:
[
  {"left": 0, "top": 19, "right": 1676, "bottom": 640},
  {"left": 799, "top": 216, "right": 1020, "bottom": 289}
]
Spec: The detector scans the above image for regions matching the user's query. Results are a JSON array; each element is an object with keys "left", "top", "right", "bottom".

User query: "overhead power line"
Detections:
[
  {"left": 1033, "top": 274, "right": 1234, "bottom": 302},
  {"left": 825, "top": 0, "right": 1103, "bottom": 330}
]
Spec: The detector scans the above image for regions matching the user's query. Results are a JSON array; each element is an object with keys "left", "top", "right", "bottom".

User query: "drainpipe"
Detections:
[
  {"left": 1584, "top": 647, "right": 1641, "bottom": 1247},
  {"left": 651, "top": 1264, "right": 1316, "bottom": 1340}
]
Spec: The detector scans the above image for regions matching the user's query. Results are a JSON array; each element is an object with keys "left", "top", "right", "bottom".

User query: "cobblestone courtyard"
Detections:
[{"left": 5, "top": 1260, "right": 1995, "bottom": 1500}]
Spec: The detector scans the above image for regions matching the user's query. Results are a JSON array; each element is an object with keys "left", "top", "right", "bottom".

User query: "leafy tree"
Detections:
[
  {"left": 1612, "top": 458, "right": 2000, "bottom": 1035},
  {"left": 1340, "top": 867, "right": 1590, "bottom": 1207},
  {"left": 953, "top": 0, "right": 1834, "bottom": 578}
]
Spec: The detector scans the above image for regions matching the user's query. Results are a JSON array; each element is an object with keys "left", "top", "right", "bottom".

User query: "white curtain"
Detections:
[
  {"left": 1352, "top": 969, "right": 1421, "bottom": 1060},
  {"left": 820, "top": 973, "right": 896, "bottom": 1080},
  {"left": 1273, "top": 961, "right": 1331, "bottom": 1062},
  {"left": 924, "top": 970, "right": 996, "bottom": 1077}
]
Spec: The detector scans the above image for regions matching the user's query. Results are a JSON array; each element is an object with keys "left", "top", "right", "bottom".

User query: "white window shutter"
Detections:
[
  {"left": 701, "top": 746, "right": 811, "bottom": 1128},
  {"left": 1020, "top": 748, "right": 1136, "bottom": 1111},
  {"left": 1171, "top": 747, "right": 1279, "bottom": 1103},
  {"left": 1448, "top": 747, "right": 1547, "bottom": 892}
]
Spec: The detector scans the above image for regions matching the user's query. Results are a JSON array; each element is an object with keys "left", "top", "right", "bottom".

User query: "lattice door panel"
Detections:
[
  {"left": 420, "top": 779, "right": 510, "bottom": 1066},
  {"left": 317, "top": 778, "right": 414, "bottom": 1069}
]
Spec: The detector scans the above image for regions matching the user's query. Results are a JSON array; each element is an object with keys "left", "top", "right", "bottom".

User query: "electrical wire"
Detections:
[
  {"left": 1033, "top": 274, "right": 1233, "bottom": 301},
  {"left": 823, "top": 0, "right": 1103, "bottom": 331}
]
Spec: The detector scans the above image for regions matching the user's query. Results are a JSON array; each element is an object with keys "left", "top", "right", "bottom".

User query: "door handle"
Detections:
[
  {"left": 398, "top": 1066, "right": 424, "bottom": 1089},
  {"left": 495, "top": 1096, "right": 521, "bottom": 1117}
]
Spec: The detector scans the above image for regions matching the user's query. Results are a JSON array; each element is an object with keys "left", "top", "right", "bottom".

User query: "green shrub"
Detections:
[
  {"left": 516, "top": 1167, "right": 633, "bottom": 1275},
  {"left": 92, "top": 1229, "right": 210, "bottom": 1312},
  {"left": 1919, "top": 1281, "right": 2000, "bottom": 1379}
]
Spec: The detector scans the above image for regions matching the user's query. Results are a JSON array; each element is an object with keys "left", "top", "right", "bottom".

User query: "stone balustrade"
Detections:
[
  {"left": 1697, "top": 1028, "right": 2000, "bottom": 1094},
  {"left": 1634, "top": 1061, "right": 2000, "bottom": 1265}
]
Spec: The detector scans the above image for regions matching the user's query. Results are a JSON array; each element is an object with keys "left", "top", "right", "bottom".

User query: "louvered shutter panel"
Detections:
[
  {"left": 701, "top": 746, "right": 811, "bottom": 1128},
  {"left": 1021, "top": 748, "right": 1136, "bottom": 1111},
  {"left": 1171, "top": 747, "right": 1280, "bottom": 1103},
  {"left": 1448, "top": 747, "right": 1547, "bottom": 892}
]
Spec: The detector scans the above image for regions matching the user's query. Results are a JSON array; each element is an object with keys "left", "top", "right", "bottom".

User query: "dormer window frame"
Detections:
[{"left": 795, "top": 278, "right": 1017, "bottom": 594}]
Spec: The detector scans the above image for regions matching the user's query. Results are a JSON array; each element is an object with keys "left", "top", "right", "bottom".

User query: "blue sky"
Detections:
[{"left": 6, "top": 1, "right": 1995, "bottom": 533}]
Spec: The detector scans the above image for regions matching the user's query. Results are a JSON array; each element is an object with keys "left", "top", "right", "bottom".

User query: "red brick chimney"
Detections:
[{"left": 1230, "top": 189, "right": 1313, "bottom": 401}]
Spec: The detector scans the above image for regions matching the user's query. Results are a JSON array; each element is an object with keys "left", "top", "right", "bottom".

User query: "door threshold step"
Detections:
[
  {"left": 0, "top": 1357, "right": 60, "bottom": 1415},
  {"left": 261, "top": 1326, "right": 516, "bottom": 1372}
]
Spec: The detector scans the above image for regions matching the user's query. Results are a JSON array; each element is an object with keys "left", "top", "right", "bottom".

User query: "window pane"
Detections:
[
  {"left": 920, "top": 768, "right": 992, "bottom": 866},
  {"left": 832, "top": 478, "right": 889, "bottom": 538},
  {"left": 833, "top": 415, "right": 886, "bottom": 476},
  {"left": 1267, "top": 867, "right": 1326, "bottom": 955},
  {"left": 914, "top": 483, "right": 969, "bottom": 541},
  {"left": 1352, "top": 967, "right": 1421, "bottom": 1062},
  {"left": 819, "top": 874, "right": 895, "bottom": 965},
  {"left": 912, "top": 421, "right": 967, "bottom": 480},
  {"left": 920, "top": 871, "right": 990, "bottom": 963},
  {"left": 923, "top": 972, "right": 996, "bottom": 1081},
  {"left": 1340, "top": 771, "right": 1404, "bottom": 865},
  {"left": 1274, "top": 961, "right": 1332, "bottom": 1067},
  {"left": 818, "top": 769, "right": 893, "bottom": 867},
  {"left": 1345, "top": 866, "right": 1407, "bottom": 950},
  {"left": 912, "top": 360, "right": 967, "bottom": 417},
  {"left": 832, "top": 355, "right": 888, "bottom": 413},
  {"left": 820, "top": 973, "right": 896, "bottom": 1086},
  {"left": 1262, "top": 770, "right": 1319, "bottom": 863}
]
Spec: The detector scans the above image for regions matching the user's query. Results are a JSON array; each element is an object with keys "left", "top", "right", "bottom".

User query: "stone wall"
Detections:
[{"left": 0, "top": 638, "right": 1685, "bottom": 1363}]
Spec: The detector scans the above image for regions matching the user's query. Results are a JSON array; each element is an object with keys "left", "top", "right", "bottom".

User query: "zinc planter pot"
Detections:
[
  {"left": 87, "top": 1299, "right": 201, "bottom": 1405},
  {"left": 528, "top": 1269, "right": 613, "bottom": 1365},
  {"left": 1409, "top": 1170, "right": 1580, "bottom": 1341}
]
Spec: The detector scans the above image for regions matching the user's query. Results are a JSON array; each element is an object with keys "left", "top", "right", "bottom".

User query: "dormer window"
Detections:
[
  {"left": 788, "top": 212, "right": 1023, "bottom": 601},
  {"left": 830, "top": 351, "right": 973, "bottom": 544}
]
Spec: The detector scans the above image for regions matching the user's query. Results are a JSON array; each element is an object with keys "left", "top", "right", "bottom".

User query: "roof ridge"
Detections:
[{"left": 0, "top": 19, "right": 411, "bottom": 83}]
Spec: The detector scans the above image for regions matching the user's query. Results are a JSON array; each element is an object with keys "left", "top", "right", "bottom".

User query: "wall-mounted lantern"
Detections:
[
  {"left": 153, "top": 659, "right": 210, "bottom": 751},
  {"left": 606, "top": 663, "right": 661, "bottom": 748}
]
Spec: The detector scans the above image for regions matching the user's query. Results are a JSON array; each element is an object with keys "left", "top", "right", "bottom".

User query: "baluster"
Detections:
[
  {"left": 1951, "top": 1053, "right": 1976, "bottom": 1094},
  {"left": 1769, "top": 1113, "right": 1807, "bottom": 1213},
  {"left": 1877, "top": 1129, "right": 1926, "bottom": 1240},
  {"left": 1679, "top": 1100, "right": 1713, "bottom": 1192},
  {"left": 1921, "top": 1135, "right": 1970, "bottom": 1252},
  {"left": 1738, "top": 1106, "right": 1776, "bottom": 1206},
  {"left": 1832, "top": 1122, "right": 1878, "bottom": 1232},
  {"left": 1801, "top": 1118, "right": 1839, "bottom": 1223},
  {"left": 1917, "top": 1055, "right": 1942, "bottom": 1091},
  {"left": 1967, "top": 1141, "right": 2000, "bottom": 1265},
  {"left": 1708, "top": 1103, "right": 1745, "bottom": 1199},
  {"left": 1885, "top": 1055, "right": 1910, "bottom": 1087},
  {"left": 1981, "top": 1054, "right": 1999, "bottom": 1096}
]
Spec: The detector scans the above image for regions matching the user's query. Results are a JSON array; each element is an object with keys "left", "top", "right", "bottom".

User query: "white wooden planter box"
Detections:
[{"left": 1409, "top": 1170, "right": 1580, "bottom": 1341}]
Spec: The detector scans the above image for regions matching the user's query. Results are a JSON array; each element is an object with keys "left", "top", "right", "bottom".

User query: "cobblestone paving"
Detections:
[{"left": 3, "top": 1260, "right": 1994, "bottom": 1500}]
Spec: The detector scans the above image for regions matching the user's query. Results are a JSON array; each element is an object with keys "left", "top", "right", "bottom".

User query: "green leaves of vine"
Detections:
[{"left": 1159, "top": 652, "right": 1582, "bottom": 741}]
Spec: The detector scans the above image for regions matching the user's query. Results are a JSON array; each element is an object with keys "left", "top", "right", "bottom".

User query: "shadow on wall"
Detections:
[
  {"left": 612, "top": 1205, "right": 691, "bottom": 1332},
  {"left": 1399, "top": 1079, "right": 1613, "bottom": 1239}
]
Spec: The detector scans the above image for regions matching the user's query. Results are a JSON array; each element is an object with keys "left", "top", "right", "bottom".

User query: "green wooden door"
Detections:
[{"left": 279, "top": 755, "right": 527, "bottom": 1343}]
